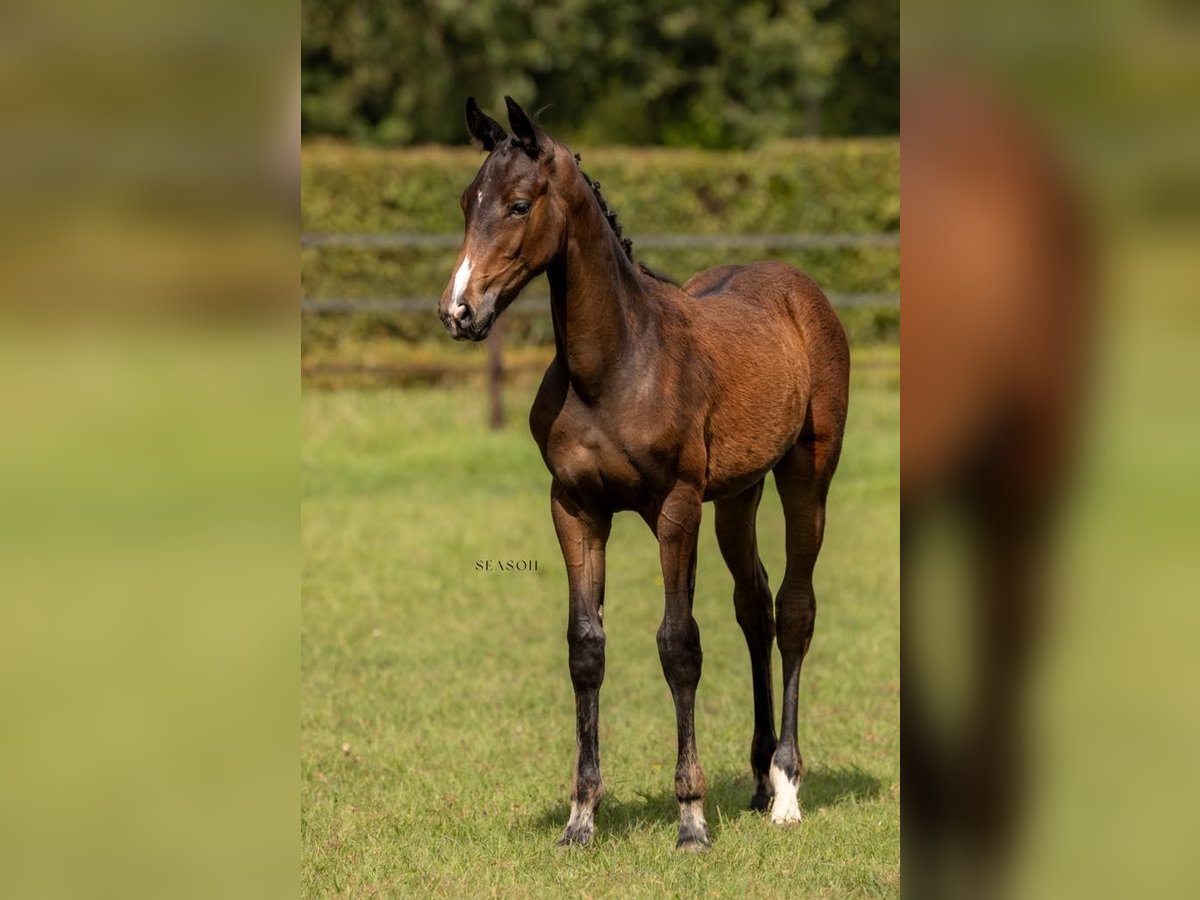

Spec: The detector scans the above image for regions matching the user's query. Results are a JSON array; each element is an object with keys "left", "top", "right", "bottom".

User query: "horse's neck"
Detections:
[{"left": 547, "top": 202, "right": 649, "bottom": 401}]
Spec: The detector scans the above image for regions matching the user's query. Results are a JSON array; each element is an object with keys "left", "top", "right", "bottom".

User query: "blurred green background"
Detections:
[{"left": 301, "top": 0, "right": 898, "bottom": 147}]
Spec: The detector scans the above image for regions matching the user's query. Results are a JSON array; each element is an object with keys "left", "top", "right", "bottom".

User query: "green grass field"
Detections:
[{"left": 301, "top": 347, "right": 899, "bottom": 897}]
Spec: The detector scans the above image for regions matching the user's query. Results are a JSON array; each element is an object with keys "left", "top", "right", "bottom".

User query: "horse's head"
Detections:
[{"left": 439, "top": 97, "right": 569, "bottom": 341}]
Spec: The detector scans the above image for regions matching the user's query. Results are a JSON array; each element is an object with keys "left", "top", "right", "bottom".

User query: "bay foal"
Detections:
[{"left": 438, "top": 98, "right": 849, "bottom": 850}]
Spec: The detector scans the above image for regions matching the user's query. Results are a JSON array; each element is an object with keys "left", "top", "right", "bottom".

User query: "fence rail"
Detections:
[
  {"left": 302, "top": 231, "right": 899, "bottom": 416},
  {"left": 302, "top": 231, "right": 900, "bottom": 316},
  {"left": 302, "top": 231, "right": 899, "bottom": 250},
  {"left": 301, "top": 292, "right": 898, "bottom": 314}
]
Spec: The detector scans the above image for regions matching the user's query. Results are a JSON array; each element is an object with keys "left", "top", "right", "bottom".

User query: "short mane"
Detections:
[{"left": 572, "top": 151, "right": 677, "bottom": 285}]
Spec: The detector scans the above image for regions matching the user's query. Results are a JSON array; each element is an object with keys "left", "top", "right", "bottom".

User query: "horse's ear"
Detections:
[
  {"left": 505, "top": 96, "right": 541, "bottom": 158},
  {"left": 466, "top": 97, "right": 506, "bottom": 152}
]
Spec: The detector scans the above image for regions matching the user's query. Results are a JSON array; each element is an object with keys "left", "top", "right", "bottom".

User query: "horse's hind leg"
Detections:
[
  {"left": 770, "top": 432, "right": 840, "bottom": 824},
  {"left": 714, "top": 480, "right": 778, "bottom": 812}
]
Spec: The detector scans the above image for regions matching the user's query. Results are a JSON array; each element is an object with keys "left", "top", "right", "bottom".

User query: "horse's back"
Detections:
[
  {"left": 685, "top": 262, "right": 844, "bottom": 340},
  {"left": 685, "top": 261, "right": 849, "bottom": 419}
]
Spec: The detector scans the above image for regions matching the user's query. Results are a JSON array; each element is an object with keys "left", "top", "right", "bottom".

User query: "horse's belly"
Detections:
[
  {"left": 702, "top": 424, "right": 799, "bottom": 500},
  {"left": 701, "top": 362, "right": 810, "bottom": 498}
]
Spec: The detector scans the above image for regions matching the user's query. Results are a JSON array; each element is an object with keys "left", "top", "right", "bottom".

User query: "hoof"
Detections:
[
  {"left": 749, "top": 787, "right": 773, "bottom": 813},
  {"left": 557, "top": 798, "right": 598, "bottom": 848},
  {"left": 675, "top": 822, "right": 712, "bottom": 852},
  {"left": 556, "top": 822, "right": 594, "bottom": 848},
  {"left": 769, "top": 787, "right": 803, "bottom": 825},
  {"left": 769, "top": 762, "right": 803, "bottom": 824}
]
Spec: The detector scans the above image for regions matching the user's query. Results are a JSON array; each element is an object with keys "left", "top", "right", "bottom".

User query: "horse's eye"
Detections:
[{"left": 509, "top": 200, "right": 531, "bottom": 216}]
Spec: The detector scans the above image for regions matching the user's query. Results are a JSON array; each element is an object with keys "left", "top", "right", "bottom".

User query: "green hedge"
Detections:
[
  {"left": 301, "top": 139, "right": 898, "bottom": 350},
  {"left": 302, "top": 138, "right": 899, "bottom": 232}
]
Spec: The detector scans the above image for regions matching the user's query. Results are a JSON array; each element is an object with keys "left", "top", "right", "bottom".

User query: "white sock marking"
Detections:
[
  {"left": 450, "top": 255, "right": 472, "bottom": 308},
  {"left": 769, "top": 762, "right": 802, "bottom": 824}
]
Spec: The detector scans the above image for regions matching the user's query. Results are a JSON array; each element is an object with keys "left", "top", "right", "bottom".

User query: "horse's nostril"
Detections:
[{"left": 451, "top": 303, "right": 472, "bottom": 323}]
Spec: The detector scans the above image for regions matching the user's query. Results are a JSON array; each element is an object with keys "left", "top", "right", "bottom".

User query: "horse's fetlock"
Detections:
[
  {"left": 675, "top": 768, "right": 707, "bottom": 803},
  {"left": 575, "top": 776, "right": 604, "bottom": 808},
  {"left": 771, "top": 744, "right": 800, "bottom": 781}
]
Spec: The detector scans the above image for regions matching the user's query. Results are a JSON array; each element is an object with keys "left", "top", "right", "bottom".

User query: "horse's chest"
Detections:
[
  {"left": 542, "top": 416, "right": 643, "bottom": 504},
  {"left": 534, "top": 404, "right": 680, "bottom": 510},
  {"left": 530, "top": 358, "right": 703, "bottom": 509}
]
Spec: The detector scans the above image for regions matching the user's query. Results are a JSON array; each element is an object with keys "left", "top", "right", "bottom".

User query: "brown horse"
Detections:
[{"left": 438, "top": 97, "right": 850, "bottom": 850}]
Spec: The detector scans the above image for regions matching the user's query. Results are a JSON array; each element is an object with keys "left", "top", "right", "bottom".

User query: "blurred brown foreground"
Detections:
[{"left": 903, "top": 3, "right": 1200, "bottom": 898}]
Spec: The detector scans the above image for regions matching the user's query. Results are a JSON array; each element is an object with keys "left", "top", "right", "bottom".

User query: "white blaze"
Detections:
[{"left": 451, "top": 255, "right": 473, "bottom": 307}]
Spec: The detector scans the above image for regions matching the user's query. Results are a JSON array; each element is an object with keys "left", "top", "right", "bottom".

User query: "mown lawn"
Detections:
[{"left": 301, "top": 347, "right": 899, "bottom": 897}]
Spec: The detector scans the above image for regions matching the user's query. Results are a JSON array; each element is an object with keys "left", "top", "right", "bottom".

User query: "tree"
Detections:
[{"left": 301, "top": 0, "right": 896, "bottom": 146}]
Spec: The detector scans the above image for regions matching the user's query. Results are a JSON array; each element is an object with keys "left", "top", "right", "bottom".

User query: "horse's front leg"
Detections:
[
  {"left": 551, "top": 481, "right": 612, "bottom": 847},
  {"left": 654, "top": 483, "right": 711, "bottom": 850}
]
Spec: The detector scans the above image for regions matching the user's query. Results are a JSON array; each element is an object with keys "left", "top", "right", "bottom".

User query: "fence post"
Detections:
[{"left": 487, "top": 318, "right": 504, "bottom": 429}]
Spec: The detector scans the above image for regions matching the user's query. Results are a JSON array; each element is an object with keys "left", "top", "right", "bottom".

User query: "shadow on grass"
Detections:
[{"left": 532, "top": 766, "right": 882, "bottom": 840}]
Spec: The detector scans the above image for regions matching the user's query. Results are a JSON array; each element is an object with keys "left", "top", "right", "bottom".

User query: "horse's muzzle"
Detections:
[
  {"left": 441, "top": 289, "right": 500, "bottom": 341},
  {"left": 443, "top": 306, "right": 495, "bottom": 342}
]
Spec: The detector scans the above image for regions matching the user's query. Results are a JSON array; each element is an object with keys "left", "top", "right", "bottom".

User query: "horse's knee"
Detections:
[
  {"left": 657, "top": 617, "right": 702, "bottom": 688},
  {"left": 567, "top": 619, "right": 605, "bottom": 690}
]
